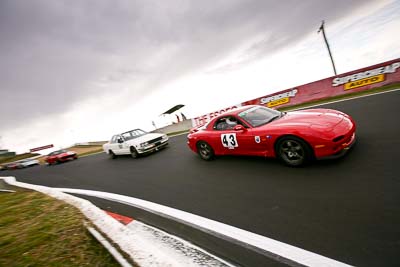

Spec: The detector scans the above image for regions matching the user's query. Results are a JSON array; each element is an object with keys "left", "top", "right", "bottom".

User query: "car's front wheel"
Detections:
[
  {"left": 109, "top": 150, "right": 116, "bottom": 159},
  {"left": 130, "top": 147, "right": 138, "bottom": 159},
  {"left": 276, "top": 136, "right": 312, "bottom": 167},
  {"left": 197, "top": 141, "right": 215, "bottom": 161}
]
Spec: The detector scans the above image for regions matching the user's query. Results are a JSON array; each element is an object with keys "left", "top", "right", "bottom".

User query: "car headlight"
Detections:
[
  {"left": 140, "top": 142, "right": 149, "bottom": 148},
  {"left": 162, "top": 135, "right": 168, "bottom": 140}
]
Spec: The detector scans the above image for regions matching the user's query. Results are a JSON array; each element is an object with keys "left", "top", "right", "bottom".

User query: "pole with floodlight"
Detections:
[{"left": 318, "top": 20, "right": 337, "bottom": 76}]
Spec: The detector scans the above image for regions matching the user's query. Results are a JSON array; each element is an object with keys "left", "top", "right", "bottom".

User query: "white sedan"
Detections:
[
  {"left": 103, "top": 129, "right": 169, "bottom": 159},
  {"left": 17, "top": 158, "right": 40, "bottom": 168}
]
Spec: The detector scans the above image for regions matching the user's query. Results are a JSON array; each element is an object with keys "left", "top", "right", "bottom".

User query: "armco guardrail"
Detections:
[{"left": 191, "top": 58, "right": 400, "bottom": 127}]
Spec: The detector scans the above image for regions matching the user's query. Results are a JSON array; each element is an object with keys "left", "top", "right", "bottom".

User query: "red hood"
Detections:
[
  {"left": 48, "top": 151, "right": 75, "bottom": 158},
  {"left": 270, "top": 109, "right": 344, "bottom": 130}
]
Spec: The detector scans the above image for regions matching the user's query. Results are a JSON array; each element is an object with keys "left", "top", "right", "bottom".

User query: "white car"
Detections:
[
  {"left": 103, "top": 129, "right": 169, "bottom": 159},
  {"left": 17, "top": 158, "right": 40, "bottom": 168}
]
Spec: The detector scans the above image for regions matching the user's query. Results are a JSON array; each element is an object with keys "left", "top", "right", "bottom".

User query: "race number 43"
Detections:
[{"left": 221, "top": 133, "right": 238, "bottom": 149}]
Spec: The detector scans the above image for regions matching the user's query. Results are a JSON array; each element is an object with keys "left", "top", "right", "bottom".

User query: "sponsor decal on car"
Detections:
[
  {"left": 332, "top": 62, "right": 400, "bottom": 90},
  {"left": 260, "top": 89, "right": 298, "bottom": 108},
  {"left": 255, "top": 136, "right": 261, "bottom": 143}
]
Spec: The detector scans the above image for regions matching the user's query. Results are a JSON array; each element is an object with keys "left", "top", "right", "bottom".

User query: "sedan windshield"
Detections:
[
  {"left": 122, "top": 129, "right": 147, "bottom": 141},
  {"left": 239, "top": 106, "right": 283, "bottom": 127}
]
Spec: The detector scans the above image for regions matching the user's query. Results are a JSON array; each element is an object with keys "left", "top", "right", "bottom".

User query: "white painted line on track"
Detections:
[
  {"left": 0, "top": 189, "right": 16, "bottom": 193},
  {"left": 127, "top": 220, "right": 236, "bottom": 267},
  {"left": 55, "top": 187, "right": 353, "bottom": 267},
  {"left": 1, "top": 176, "right": 193, "bottom": 267},
  {"left": 87, "top": 225, "right": 134, "bottom": 267}
]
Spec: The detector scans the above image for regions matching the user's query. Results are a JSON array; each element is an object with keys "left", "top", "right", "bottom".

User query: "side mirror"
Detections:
[
  {"left": 233, "top": 125, "right": 246, "bottom": 132},
  {"left": 117, "top": 138, "right": 124, "bottom": 143}
]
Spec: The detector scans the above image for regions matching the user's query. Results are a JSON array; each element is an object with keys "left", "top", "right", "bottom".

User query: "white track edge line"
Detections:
[
  {"left": 87, "top": 225, "right": 133, "bottom": 267},
  {"left": 55, "top": 187, "right": 353, "bottom": 267}
]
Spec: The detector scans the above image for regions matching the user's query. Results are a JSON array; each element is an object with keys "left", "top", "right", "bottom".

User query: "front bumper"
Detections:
[
  {"left": 317, "top": 132, "right": 356, "bottom": 160},
  {"left": 137, "top": 140, "right": 168, "bottom": 154},
  {"left": 59, "top": 154, "right": 78, "bottom": 162}
]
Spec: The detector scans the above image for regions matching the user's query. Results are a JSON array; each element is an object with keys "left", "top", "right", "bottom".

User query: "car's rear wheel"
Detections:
[
  {"left": 130, "top": 147, "right": 138, "bottom": 159},
  {"left": 109, "top": 150, "right": 116, "bottom": 159},
  {"left": 276, "top": 136, "right": 312, "bottom": 167},
  {"left": 197, "top": 141, "right": 214, "bottom": 161}
]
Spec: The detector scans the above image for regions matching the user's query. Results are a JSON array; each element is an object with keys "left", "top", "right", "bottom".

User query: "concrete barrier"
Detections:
[{"left": 151, "top": 119, "right": 192, "bottom": 135}]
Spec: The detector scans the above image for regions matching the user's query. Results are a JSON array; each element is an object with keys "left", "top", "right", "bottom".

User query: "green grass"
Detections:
[
  {"left": 278, "top": 82, "right": 400, "bottom": 112},
  {"left": 0, "top": 190, "right": 122, "bottom": 267}
]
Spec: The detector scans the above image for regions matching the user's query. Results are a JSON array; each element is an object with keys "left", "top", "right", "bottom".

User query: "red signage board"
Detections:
[
  {"left": 191, "top": 104, "right": 242, "bottom": 128},
  {"left": 190, "top": 58, "right": 400, "bottom": 128},
  {"left": 30, "top": 144, "right": 54, "bottom": 152},
  {"left": 241, "top": 58, "right": 400, "bottom": 109}
]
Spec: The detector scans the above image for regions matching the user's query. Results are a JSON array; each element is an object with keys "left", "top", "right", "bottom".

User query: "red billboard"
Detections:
[
  {"left": 30, "top": 144, "right": 54, "bottom": 152},
  {"left": 191, "top": 104, "right": 242, "bottom": 128},
  {"left": 191, "top": 58, "right": 400, "bottom": 128},
  {"left": 242, "top": 58, "right": 400, "bottom": 108}
]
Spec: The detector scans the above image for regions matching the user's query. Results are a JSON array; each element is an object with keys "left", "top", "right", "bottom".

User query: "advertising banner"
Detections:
[
  {"left": 191, "top": 104, "right": 242, "bottom": 128},
  {"left": 30, "top": 144, "right": 54, "bottom": 152},
  {"left": 242, "top": 58, "right": 400, "bottom": 108},
  {"left": 190, "top": 58, "right": 400, "bottom": 128}
]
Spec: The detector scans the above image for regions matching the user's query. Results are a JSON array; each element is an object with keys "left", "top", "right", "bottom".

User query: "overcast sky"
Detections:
[{"left": 1, "top": 0, "right": 399, "bottom": 153}]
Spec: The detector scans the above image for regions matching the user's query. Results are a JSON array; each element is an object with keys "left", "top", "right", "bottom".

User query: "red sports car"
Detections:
[
  {"left": 187, "top": 105, "right": 356, "bottom": 167},
  {"left": 45, "top": 149, "right": 78, "bottom": 165}
]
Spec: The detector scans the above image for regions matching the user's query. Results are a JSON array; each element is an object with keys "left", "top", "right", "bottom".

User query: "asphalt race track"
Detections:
[{"left": 4, "top": 89, "right": 400, "bottom": 267}]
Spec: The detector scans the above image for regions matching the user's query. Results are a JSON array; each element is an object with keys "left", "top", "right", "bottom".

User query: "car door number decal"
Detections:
[{"left": 221, "top": 133, "right": 238, "bottom": 149}]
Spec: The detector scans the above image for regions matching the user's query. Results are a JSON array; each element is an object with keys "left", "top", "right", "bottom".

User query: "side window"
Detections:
[
  {"left": 111, "top": 135, "right": 117, "bottom": 144},
  {"left": 214, "top": 116, "right": 238, "bottom": 131},
  {"left": 122, "top": 132, "right": 131, "bottom": 141},
  {"left": 214, "top": 117, "right": 228, "bottom": 131}
]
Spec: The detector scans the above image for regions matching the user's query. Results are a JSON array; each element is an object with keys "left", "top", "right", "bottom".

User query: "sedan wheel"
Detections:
[
  {"left": 197, "top": 141, "right": 214, "bottom": 161},
  {"left": 109, "top": 150, "right": 116, "bottom": 159},
  {"left": 277, "top": 137, "right": 311, "bottom": 167},
  {"left": 130, "top": 147, "right": 138, "bottom": 159}
]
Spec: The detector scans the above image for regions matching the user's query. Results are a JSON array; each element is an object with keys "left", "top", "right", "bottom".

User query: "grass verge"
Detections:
[
  {"left": 0, "top": 190, "right": 121, "bottom": 267},
  {"left": 0, "top": 153, "right": 40, "bottom": 164}
]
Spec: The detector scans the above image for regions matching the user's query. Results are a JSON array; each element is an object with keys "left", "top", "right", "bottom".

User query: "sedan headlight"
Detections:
[{"left": 140, "top": 142, "right": 149, "bottom": 148}]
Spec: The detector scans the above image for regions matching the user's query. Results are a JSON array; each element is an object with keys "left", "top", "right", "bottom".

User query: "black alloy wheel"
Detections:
[
  {"left": 276, "top": 136, "right": 312, "bottom": 167},
  {"left": 197, "top": 141, "right": 215, "bottom": 161}
]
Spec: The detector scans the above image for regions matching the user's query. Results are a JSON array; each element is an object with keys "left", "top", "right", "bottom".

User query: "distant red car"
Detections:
[
  {"left": 187, "top": 105, "right": 356, "bottom": 167},
  {"left": 3, "top": 162, "right": 20, "bottom": 170},
  {"left": 45, "top": 149, "right": 78, "bottom": 165}
]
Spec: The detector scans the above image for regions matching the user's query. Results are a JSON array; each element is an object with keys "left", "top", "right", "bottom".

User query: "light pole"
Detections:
[{"left": 318, "top": 20, "right": 337, "bottom": 76}]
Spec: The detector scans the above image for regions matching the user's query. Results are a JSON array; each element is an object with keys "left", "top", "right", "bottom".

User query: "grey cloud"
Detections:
[{"left": 0, "top": 0, "right": 376, "bottom": 132}]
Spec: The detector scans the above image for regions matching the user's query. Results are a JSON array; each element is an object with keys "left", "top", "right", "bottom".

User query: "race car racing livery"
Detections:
[
  {"left": 103, "top": 129, "right": 169, "bottom": 159},
  {"left": 187, "top": 105, "right": 356, "bottom": 167},
  {"left": 45, "top": 149, "right": 78, "bottom": 165}
]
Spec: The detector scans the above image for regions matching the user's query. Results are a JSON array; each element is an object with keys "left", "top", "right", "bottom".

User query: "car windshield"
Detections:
[
  {"left": 49, "top": 149, "right": 67, "bottom": 156},
  {"left": 121, "top": 129, "right": 147, "bottom": 141},
  {"left": 239, "top": 106, "right": 283, "bottom": 127}
]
